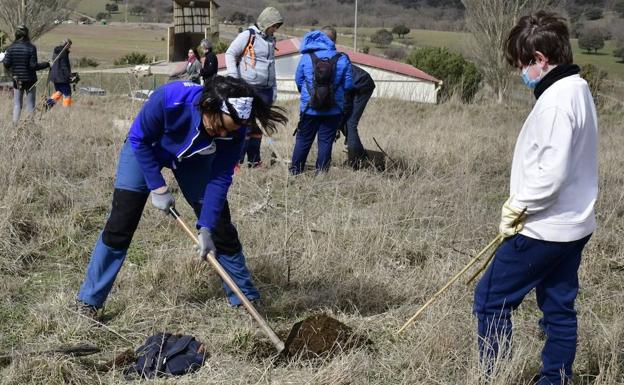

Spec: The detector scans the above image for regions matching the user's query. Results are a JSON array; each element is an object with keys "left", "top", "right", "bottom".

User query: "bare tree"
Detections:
[
  {"left": 461, "top": 0, "right": 555, "bottom": 103},
  {"left": 0, "top": 0, "right": 74, "bottom": 42}
]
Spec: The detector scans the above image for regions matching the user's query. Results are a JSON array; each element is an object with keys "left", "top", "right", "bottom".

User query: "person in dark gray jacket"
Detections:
[
  {"left": 338, "top": 64, "right": 375, "bottom": 169},
  {"left": 226, "top": 7, "right": 283, "bottom": 167},
  {"left": 200, "top": 39, "right": 218, "bottom": 84},
  {"left": 47, "top": 38, "right": 73, "bottom": 108},
  {"left": 3, "top": 25, "right": 50, "bottom": 124}
]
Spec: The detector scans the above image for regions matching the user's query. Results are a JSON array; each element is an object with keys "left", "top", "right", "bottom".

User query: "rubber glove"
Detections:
[
  {"left": 197, "top": 227, "right": 216, "bottom": 260},
  {"left": 150, "top": 187, "right": 175, "bottom": 212},
  {"left": 499, "top": 197, "right": 527, "bottom": 238}
]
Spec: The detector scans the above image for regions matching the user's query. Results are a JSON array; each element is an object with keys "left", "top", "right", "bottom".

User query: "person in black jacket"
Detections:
[
  {"left": 46, "top": 38, "right": 73, "bottom": 109},
  {"left": 338, "top": 64, "right": 375, "bottom": 169},
  {"left": 2, "top": 25, "right": 50, "bottom": 124},
  {"left": 200, "top": 39, "right": 218, "bottom": 84}
]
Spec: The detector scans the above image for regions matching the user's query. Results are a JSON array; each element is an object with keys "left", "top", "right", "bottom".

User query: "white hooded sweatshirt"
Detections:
[{"left": 510, "top": 73, "right": 598, "bottom": 242}]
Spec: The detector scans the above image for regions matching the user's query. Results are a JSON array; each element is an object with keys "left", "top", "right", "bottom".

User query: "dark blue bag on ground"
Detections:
[{"left": 125, "top": 333, "right": 207, "bottom": 378}]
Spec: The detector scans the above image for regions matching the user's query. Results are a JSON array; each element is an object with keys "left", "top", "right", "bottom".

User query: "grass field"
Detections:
[
  {"left": 31, "top": 17, "right": 624, "bottom": 79},
  {"left": 0, "top": 83, "right": 623, "bottom": 384},
  {"left": 37, "top": 24, "right": 168, "bottom": 67},
  {"left": 74, "top": 0, "right": 152, "bottom": 23},
  {"left": 282, "top": 25, "right": 624, "bottom": 80}
]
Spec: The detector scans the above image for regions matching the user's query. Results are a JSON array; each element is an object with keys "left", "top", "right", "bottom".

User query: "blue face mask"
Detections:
[{"left": 521, "top": 64, "right": 543, "bottom": 89}]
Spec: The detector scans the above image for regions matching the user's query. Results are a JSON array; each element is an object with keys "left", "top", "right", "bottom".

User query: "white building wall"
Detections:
[{"left": 218, "top": 53, "right": 439, "bottom": 104}]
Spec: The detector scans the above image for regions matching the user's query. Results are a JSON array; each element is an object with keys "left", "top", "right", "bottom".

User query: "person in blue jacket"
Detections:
[
  {"left": 76, "top": 76, "right": 288, "bottom": 318},
  {"left": 290, "top": 26, "right": 353, "bottom": 175}
]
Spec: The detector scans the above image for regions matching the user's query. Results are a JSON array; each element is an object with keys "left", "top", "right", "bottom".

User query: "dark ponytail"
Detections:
[{"left": 199, "top": 76, "right": 288, "bottom": 136}]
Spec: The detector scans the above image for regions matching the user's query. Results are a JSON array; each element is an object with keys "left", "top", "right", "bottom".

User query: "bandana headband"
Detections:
[{"left": 220, "top": 97, "right": 253, "bottom": 120}]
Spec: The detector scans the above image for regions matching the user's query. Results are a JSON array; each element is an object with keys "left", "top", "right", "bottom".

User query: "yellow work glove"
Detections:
[{"left": 499, "top": 197, "right": 527, "bottom": 238}]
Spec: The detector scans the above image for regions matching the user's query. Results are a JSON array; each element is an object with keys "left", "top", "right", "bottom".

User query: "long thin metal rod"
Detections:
[
  {"left": 28, "top": 41, "right": 71, "bottom": 93},
  {"left": 397, "top": 234, "right": 503, "bottom": 334},
  {"left": 169, "top": 207, "right": 285, "bottom": 353}
]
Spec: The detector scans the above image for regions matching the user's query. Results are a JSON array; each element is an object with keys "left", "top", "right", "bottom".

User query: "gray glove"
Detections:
[
  {"left": 151, "top": 188, "right": 175, "bottom": 212},
  {"left": 198, "top": 227, "right": 216, "bottom": 260}
]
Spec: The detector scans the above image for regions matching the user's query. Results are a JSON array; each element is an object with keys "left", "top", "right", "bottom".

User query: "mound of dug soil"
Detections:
[{"left": 251, "top": 314, "right": 373, "bottom": 361}]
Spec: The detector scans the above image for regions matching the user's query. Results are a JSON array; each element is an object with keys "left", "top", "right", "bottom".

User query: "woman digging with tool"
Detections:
[
  {"left": 75, "top": 76, "right": 288, "bottom": 319},
  {"left": 473, "top": 11, "right": 598, "bottom": 385}
]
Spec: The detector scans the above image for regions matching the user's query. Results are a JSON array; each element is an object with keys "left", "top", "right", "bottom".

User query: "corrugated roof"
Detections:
[
  {"left": 213, "top": 37, "right": 440, "bottom": 83},
  {"left": 173, "top": 0, "right": 218, "bottom": 7}
]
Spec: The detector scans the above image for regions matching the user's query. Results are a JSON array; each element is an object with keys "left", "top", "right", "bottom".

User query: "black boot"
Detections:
[{"left": 347, "top": 148, "right": 367, "bottom": 170}]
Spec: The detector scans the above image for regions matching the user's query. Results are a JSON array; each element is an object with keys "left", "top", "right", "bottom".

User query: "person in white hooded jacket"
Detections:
[
  {"left": 226, "top": 7, "right": 283, "bottom": 167},
  {"left": 473, "top": 11, "right": 598, "bottom": 385}
]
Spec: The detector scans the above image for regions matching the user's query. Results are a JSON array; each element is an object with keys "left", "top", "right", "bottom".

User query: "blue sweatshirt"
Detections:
[
  {"left": 295, "top": 31, "right": 353, "bottom": 115},
  {"left": 127, "top": 81, "right": 245, "bottom": 230}
]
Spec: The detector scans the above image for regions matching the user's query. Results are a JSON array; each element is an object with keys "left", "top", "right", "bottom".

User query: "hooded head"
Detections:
[
  {"left": 300, "top": 30, "right": 336, "bottom": 54},
  {"left": 15, "top": 25, "right": 29, "bottom": 41},
  {"left": 256, "top": 7, "right": 283, "bottom": 34}
]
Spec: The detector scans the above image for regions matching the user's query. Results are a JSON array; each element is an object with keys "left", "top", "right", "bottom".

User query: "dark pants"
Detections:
[
  {"left": 290, "top": 114, "right": 341, "bottom": 175},
  {"left": 474, "top": 233, "right": 591, "bottom": 385},
  {"left": 77, "top": 141, "right": 259, "bottom": 308},
  {"left": 240, "top": 87, "right": 273, "bottom": 166},
  {"left": 343, "top": 90, "right": 373, "bottom": 158}
]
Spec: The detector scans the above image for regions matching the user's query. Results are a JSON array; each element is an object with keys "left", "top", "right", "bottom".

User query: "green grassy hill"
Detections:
[
  {"left": 285, "top": 26, "right": 624, "bottom": 80},
  {"left": 61, "top": 2, "right": 624, "bottom": 79},
  {"left": 74, "top": 0, "right": 152, "bottom": 23}
]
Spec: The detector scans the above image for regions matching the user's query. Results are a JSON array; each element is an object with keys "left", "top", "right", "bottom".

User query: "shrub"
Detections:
[
  {"left": 384, "top": 47, "right": 407, "bottom": 61},
  {"left": 95, "top": 12, "right": 108, "bottom": 21},
  {"left": 213, "top": 41, "right": 229, "bottom": 54},
  {"left": 407, "top": 46, "right": 482, "bottom": 103},
  {"left": 371, "top": 29, "right": 393, "bottom": 47},
  {"left": 614, "top": 41, "right": 624, "bottom": 62},
  {"left": 76, "top": 57, "right": 99, "bottom": 67},
  {"left": 392, "top": 25, "right": 410, "bottom": 38},
  {"left": 360, "top": 46, "right": 370, "bottom": 54},
  {"left": 129, "top": 5, "right": 147, "bottom": 16},
  {"left": 579, "top": 29, "right": 605, "bottom": 53},
  {"left": 585, "top": 7, "right": 603, "bottom": 20},
  {"left": 228, "top": 11, "right": 247, "bottom": 24},
  {"left": 616, "top": 0, "right": 624, "bottom": 17},
  {"left": 114, "top": 52, "right": 149, "bottom": 66},
  {"left": 105, "top": 3, "right": 119, "bottom": 13},
  {"left": 580, "top": 64, "right": 607, "bottom": 106},
  {"left": 570, "top": 22, "right": 583, "bottom": 38}
]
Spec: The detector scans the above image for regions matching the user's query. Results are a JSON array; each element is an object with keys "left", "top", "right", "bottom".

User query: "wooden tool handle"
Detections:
[
  {"left": 397, "top": 234, "right": 503, "bottom": 334},
  {"left": 168, "top": 207, "right": 285, "bottom": 352}
]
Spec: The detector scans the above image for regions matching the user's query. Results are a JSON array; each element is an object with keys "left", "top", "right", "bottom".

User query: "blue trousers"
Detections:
[
  {"left": 77, "top": 141, "right": 259, "bottom": 308},
  {"left": 474, "top": 233, "right": 591, "bottom": 385},
  {"left": 239, "top": 88, "right": 273, "bottom": 166},
  {"left": 290, "top": 114, "right": 341, "bottom": 175}
]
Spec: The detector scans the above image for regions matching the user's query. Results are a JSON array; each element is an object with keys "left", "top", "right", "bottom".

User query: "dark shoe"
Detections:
[
  {"left": 75, "top": 300, "right": 100, "bottom": 320},
  {"left": 347, "top": 148, "right": 368, "bottom": 170}
]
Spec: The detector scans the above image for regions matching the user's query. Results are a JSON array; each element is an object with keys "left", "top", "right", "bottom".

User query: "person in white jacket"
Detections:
[
  {"left": 473, "top": 11, "right": 598, "bottom": 385},
  {"left": 225, "top": 7, "right": 283, "bottom": 167}
]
